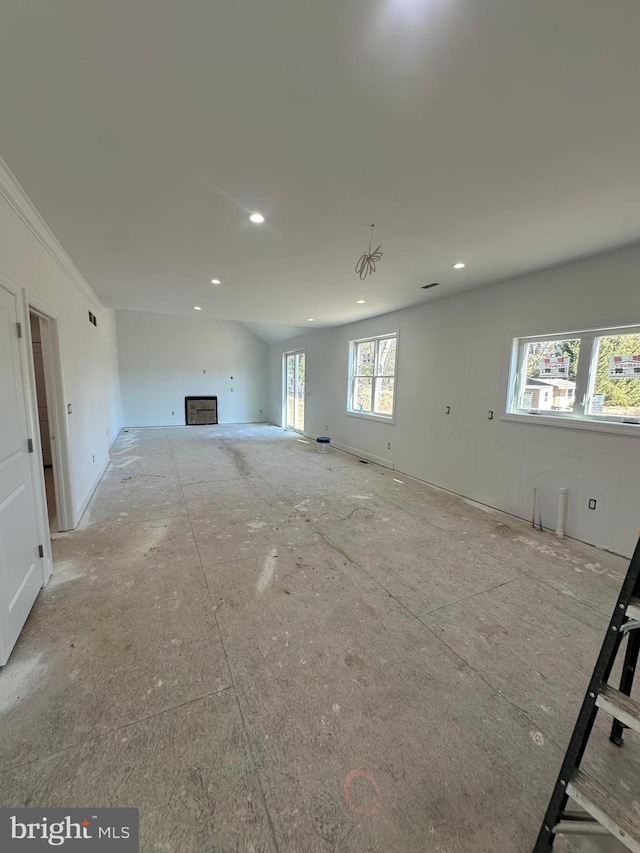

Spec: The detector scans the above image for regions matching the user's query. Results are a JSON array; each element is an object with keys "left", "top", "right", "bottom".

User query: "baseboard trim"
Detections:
[
  {"left": 326, "top": 440, "right": 394, "bottom": 470},
  {"left": 74, "top": 457, "right": 110, "bottom": 528}
]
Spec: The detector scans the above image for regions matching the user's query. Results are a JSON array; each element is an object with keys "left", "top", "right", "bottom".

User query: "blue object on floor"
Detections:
[{"left": 316, "top": 436, "right": 331, "bottom": 453}]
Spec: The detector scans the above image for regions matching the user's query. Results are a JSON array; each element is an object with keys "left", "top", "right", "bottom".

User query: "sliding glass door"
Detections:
[{"left": 284, "top": 351, "right": 305, "bottom": 432}]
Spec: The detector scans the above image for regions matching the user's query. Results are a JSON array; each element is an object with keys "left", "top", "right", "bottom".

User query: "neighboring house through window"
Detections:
[{"left": 507, "top": 325, "right": 640, "bottom": 431}]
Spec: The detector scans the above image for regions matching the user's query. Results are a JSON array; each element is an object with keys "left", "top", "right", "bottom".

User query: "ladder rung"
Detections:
[
  {"left": 555, "top": 819, "right": 610, "bottom": 836},
  {"left": 566, "top": 769, "right": 640, "bottom": 852},
  {"left": 628, "top": 597, "right": 640, "bottom": 621},
  {"left": 596, "top": 684, "right": 640, "bottom": 735}
]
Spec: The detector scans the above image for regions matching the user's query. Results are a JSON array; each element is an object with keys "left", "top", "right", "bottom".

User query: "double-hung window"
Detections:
[
  {"left": 507, "top": 325, "right": 640, "bottom": 431},
  {"left": 347, "top": 333, "right": 397, "bottom": 421}
]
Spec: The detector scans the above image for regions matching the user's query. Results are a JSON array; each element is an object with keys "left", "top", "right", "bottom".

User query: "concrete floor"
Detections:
[{"left": 1, "top": 424, "right": 638, "bottom": 852}]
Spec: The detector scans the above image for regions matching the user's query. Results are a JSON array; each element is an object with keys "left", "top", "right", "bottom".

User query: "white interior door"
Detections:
[{"left": 0, "top": 284, "right": 42, "bottom": 665}]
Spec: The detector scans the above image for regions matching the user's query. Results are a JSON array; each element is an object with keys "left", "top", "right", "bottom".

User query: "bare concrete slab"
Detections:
[
  {"left": 420, "top": 575, "right": 611, "bottom": 743},
  {"left": 0, "top": 544, "right": 229, "bottom": 765},
  {"left": 317, "top": 511, "right": 522, "bottom": 615},
  {"left": 0, "top": 692, "right": 276, "bottom": 853},
  {"left": 0, "top": 425, "right": 634, "bottom": 852},
  {"left": 52, "top": 516, "right": 201, "bottom": 578},
  {"left": 214, "top": 544, "right": 559, "bottom": 852}
]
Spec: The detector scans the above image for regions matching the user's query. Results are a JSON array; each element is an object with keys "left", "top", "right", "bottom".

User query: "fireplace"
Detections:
[{"left": 185, "top": 396, "right": 218, "bottom": 425}]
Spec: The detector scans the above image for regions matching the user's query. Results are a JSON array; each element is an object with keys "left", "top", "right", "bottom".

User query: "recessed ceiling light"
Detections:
[
  {"left": 249, "top": 212, "right": 265, "bottom": 224},
  {"left": 453, "top": 262, "right": 465, "bottom": 269},
  {"left": 194, "top": 306, "right": 201, "bottom": 311},
  {"left": 307, "top": 318, "right": 315, "bottom": 322},
  {"left": 356, "top": 300, "right": 366, "bottom": 304},
  {"left": 210, "top": 279, "right": 221, "bottom": 285}
]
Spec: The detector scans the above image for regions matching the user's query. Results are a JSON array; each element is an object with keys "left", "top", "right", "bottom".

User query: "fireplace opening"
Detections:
[{"left": 185, "top": 396, "right": 218, "bottom": 425}]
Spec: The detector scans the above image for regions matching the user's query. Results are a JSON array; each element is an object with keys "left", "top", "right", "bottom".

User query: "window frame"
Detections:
[
  {"left": 282, "top": 348, "right": 306, "bottom": 433},
  {"left": 505, "top": 323, "right": 640, "bottom": 434},
  {"left": 347, "top": 331, "right": 398, "bottom": 423}
]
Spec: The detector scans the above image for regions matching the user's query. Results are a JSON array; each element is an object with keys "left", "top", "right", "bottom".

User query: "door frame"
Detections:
[
  {"left": 10, "top": 279, "right": 73, "bottom": 586},
  {"left": 27, "top": 297, "right": 74, "bottom": 537},
  {"left": 282, "top": 348, "right": 306, "bottom": 433}
]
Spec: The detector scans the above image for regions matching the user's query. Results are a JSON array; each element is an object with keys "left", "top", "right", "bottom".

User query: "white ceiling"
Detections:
[{"left": 1, "top": 0, "right": 640, "bottom": 340}]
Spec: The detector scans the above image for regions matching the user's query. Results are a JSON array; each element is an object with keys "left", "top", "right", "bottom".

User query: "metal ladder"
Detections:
[{"left": 533, "top": 536, "right": 640, "bottom": 851}]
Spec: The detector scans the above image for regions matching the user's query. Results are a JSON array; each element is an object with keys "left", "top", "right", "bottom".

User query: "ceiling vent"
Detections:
[{"left": 421, "top": 282, "right": 440, "bottom": 290}]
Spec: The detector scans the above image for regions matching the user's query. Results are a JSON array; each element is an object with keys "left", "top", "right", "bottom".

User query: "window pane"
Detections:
[
  {"left": 286, "top": 355, "right": 295, "bottom": 427},
  {"left": 295, "top": 352, "right": 305, "bottom": 431},
  {"left": 590, "top": 333, "right": 640, "bottom": 418},
  {"left": 521, "top": 339, "right": 580, "bottom": 412},
  {"left": 374, "top": 377, "right": 394, "bottom": 415},
  {"left": 377, "top": 337, "right": 396, "bottom": 375},
  {"left": 353, "top": 377, "right": 372, "bottom": 412},
  {"left": 355, "top": 341, "right": 375, "bottom": 376}
]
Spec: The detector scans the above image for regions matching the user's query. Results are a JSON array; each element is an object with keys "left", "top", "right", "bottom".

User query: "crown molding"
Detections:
[{"left": 0, "top": 154, "right": 103, "bottom": 310}]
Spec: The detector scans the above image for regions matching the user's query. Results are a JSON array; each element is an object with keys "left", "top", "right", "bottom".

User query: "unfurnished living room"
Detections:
[{"left": 1, "top": 2, "right": 640, "bottom": 852}]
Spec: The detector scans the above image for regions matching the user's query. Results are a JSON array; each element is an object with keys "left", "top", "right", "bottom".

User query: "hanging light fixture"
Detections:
[{"left": 355, "top": 224, "right": 383, "bottom": 280}]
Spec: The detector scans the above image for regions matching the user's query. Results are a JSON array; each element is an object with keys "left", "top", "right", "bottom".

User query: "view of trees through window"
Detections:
[
  {"left": 351, "top": 335, "right": 396, "bottom": 417},
  {"left": 285, "top": 351, "right": 305, "bottom": 430},
  {"left": 591, "top": 334, "right": 640, "bottom": 417}
]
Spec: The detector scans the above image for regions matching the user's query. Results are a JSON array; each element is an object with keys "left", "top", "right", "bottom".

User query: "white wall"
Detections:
[
  {"left": 0, "top": 159, "right": 122, "bottom": 527},
  {"left": 117, "top": 310, "right": 269, "bottom": 427},
  {"left": 269, "top": 244, "right": 640, "bottom": 558},
  {"left": 100, "top": 309, "right": 123, "bottom": 447}
]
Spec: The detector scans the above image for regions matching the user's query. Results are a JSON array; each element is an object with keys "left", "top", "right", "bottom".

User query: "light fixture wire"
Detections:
[{"left": 355, "top": 224, "right": 383, "bottom": 280}]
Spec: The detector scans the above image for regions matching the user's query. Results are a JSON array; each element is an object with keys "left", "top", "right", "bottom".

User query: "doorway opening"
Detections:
[
  {"left": 29, "top": 313, "right": 57, "bottom": 530},
  {"left": 28, "top": 308, "right": 75, "bottom": 545},
  {"left": 284, "top": 350, "right": 305, "bottom": 432}
]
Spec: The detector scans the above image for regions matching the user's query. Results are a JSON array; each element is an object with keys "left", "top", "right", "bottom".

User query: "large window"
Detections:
[
  {"left": 347, "top": 333, "right": 397, "bottom": 420},
  {"left": 507, "top": 325, "right": 640, "bottom": 430}
]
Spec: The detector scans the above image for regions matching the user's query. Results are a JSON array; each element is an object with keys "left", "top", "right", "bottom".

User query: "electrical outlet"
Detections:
[
  {"left": 387, "top": 442, "right": 391, "bottom": 450},
  {"left": 171, "top": 411, "right": 175, "bottom": 416},
  {"left": 325, "top": 425, "right": 328, "bottom": 431},
  {"left": 445, "top": 406, "right": 450, "bottom": 414},
  {"left": 67, "top": 403, "right": 72, "bottom": 415},
  {"left": 260, "top": 409, "right": 263, "bottom": 413},
  {"left": 488, "top": 411, "right": 494, "bottom": 420},
  {"left": 588, "top": 498, "right": 597, "bottom": 510},
  {"left": 92, "top": 454, "right": 95, "bottom": 463}
]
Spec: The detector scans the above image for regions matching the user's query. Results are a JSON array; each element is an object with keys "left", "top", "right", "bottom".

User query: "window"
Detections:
[
  {"left": 507, "top": 325, "right": 640, "bottom": 430},
  {"left": 284, "top": 350, "right": 305, "bottom": 432},
  {"left": 347, "top": 333, "right": 397, "bottom": 420}
]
